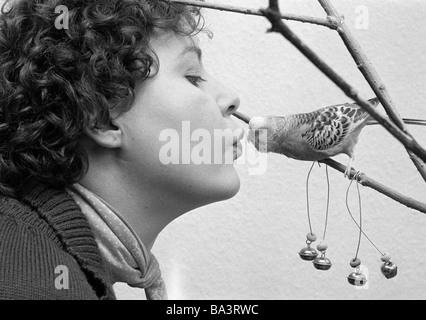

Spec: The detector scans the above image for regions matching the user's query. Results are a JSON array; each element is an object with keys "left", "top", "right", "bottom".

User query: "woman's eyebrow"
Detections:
[{"left": 178, "top": 45, "right": 203, "bottom": 62}]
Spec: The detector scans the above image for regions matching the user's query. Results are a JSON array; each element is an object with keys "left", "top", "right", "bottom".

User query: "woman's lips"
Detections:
[
  {"left": 232, "top": 128, "right": 245, "bottom": 160},
  {"left": 233, "top": 127, "right": 245, "bottom": 145},
  {"left": 233, "top": 139, "right": 243, "bottom": 160}
]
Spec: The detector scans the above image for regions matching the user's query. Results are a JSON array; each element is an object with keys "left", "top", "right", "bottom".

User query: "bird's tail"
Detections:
[
  {"left": 367, "top": 118, "right": 426, "bottom": 126},
  {"left": 361, "top": 97, "right": 426, "bottom": 127}
]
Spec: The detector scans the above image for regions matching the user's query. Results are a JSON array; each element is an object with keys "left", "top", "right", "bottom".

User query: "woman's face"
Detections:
[{"left": 115, "top": 30, "right": 244, "bottom": 207}]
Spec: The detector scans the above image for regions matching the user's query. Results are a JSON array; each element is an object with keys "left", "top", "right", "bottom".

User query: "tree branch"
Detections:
[
  {"left": 160, "top": 0, "right": 337, "bottom": 29},
  {"left": 408, "top": 152, "right": 426, "bottom": 182},
  {"left": 316, "top": 0, "right": 426, "bottom": 183},
  {"left": 261, "top": 0, "right": 426, "bottom": 165},
  {"left": 320, "top": 159, "right": 426, "bottom": 214}
]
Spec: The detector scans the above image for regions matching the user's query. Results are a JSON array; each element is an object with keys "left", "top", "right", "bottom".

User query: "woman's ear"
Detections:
[{"left": 84, "top": 119, "right": 123, "bottom": 149}]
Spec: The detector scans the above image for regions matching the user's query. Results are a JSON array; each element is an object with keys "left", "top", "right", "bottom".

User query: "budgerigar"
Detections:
[{"left": 247, "top": 98, "right": 381, "bottom": 177}]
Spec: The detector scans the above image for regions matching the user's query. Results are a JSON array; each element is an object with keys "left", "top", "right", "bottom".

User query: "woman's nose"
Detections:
[{"left": 211, "top": 77, "right": 241, "bottom": 117}]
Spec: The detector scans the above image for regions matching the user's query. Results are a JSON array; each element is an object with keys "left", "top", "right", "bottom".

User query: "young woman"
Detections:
[{"left": 0, "top": 0, "right": 243, "bottom": 300}]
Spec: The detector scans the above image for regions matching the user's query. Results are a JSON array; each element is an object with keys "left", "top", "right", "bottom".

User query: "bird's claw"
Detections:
[
  {"left": 344, "top": 158, "right": 354, "bottom": 179},
  {"left": 344, "top": 166, "right": 351, "bottom": 179}
]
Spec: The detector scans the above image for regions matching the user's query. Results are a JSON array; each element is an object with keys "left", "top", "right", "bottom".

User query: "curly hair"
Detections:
[{"left": 0, "top": 0, "right": 205, "bottom": 197}]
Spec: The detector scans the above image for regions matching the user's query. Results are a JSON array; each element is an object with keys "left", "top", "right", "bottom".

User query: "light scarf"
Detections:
[{"left": 66, "top": 183, "right": 168, "bottom": 300}]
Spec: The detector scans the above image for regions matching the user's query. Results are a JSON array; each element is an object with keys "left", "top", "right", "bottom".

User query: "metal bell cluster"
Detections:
[
  {"left": 299, "top": 235, "right": 397, "bottom": 286},
  {"left": 346, "top": 253, "right": 398, "bottom": 287},
  {"left": 299, "top": 233, "right": 332, "bottom": 271}
]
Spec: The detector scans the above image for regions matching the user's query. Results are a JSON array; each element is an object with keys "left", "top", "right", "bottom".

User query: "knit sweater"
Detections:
[{"left": 0, "top": 180, "right": 116, "bottom": 300}]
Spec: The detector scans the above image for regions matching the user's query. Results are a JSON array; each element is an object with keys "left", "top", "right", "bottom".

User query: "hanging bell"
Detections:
[
  {"left": 381, "top": 262, "right": 398, "bottom": 279},
  {"left": 313, "top": 243, "right": 332, "bottom": 270},
  {"left": 347, "top": 259, "right": 367, "bottom": 286},
  {"left": 299, "top": 233, "right": 318, "bottom": 261},
  {"left": 380, "top": 253, "right": 398, "bottom": 279},
  {"left": 347, "top": 271, "right": 367, "bottom": 286},
  {"left": 299, "top": 246, "right": 318, "bottom": 261},
  {"left": 313, "top": 255, "right": 332, "bottom": 270}
]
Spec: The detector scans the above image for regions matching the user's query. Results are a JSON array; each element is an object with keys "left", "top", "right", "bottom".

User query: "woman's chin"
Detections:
[
  {"left": 164, "top": 163, "right": 242, "bottom": 208},
  {"left": 200, "top": 165, "right": 241, "bottom": 204}
]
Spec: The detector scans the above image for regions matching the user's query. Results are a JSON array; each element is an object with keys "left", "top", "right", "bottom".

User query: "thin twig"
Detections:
[
  {"left": 261, "top": 0, "right": 426, "bottom": 165},
  {"left": 317, "top": 0, "right": 426, "bottom": 183},
  {"left": 160, "top": 0, "right": 337, "bottom": 29},
  {"left": 233, "top": 111, "right": 251, "bottom": 124}
]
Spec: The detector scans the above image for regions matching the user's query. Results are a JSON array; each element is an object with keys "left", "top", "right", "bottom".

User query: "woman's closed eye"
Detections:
[{"left": 186, "top": 75, "right": 207, "bottom": 87}]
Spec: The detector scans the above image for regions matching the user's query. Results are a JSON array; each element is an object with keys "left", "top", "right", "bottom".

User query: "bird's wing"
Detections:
[{"left": 300, "top": 102, "right": 371, "bottom": 152}]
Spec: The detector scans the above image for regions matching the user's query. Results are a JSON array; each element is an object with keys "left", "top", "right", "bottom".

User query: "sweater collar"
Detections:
[{"left": 19, "top": 180, "right": 116, "bottom": 300}]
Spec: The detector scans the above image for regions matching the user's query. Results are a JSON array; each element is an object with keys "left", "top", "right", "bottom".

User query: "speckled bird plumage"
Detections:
[{"left": 248, "top": 98, "right": 381, "bottom": 175}]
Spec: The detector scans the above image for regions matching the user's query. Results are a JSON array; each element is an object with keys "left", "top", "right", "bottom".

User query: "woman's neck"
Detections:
[{"left": 79, "top": 168, "right": 194, "bottom": 250}]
